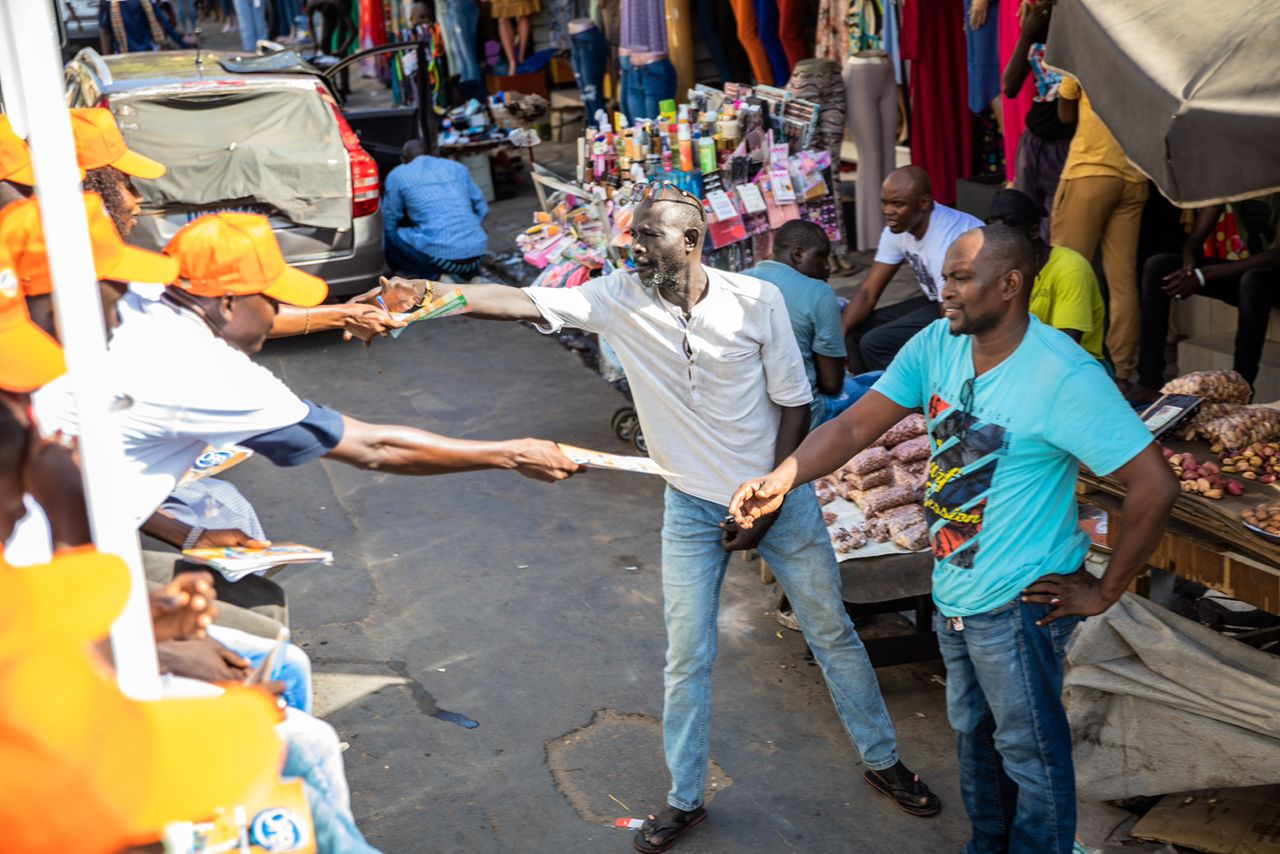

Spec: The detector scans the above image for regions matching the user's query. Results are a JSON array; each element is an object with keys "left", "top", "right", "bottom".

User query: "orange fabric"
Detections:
[
  {"left": 0, "top": 550, "right": 286, "bottom": 853},
  {"left": 0, "top": 193, "right": 177, "bottom": 295},
  {"left": 70, "top": 107, "right": 166, "bottom": 179},
  {"left": 165, "top": 213, "right": 328, "bottom": 307},
  {"left": 0, "top": 115, "right": 35, "bottom": 186},
  {"left": 729, "top": 0, "right": 775, "bottom": 86},
  {"left": 0, "top": 242, "right": 64, "bottom": 392}
]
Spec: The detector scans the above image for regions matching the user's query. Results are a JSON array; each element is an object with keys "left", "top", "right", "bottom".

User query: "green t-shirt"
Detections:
[{"left": 1029, "top": 245, "right": 1105, "bottom": 360}]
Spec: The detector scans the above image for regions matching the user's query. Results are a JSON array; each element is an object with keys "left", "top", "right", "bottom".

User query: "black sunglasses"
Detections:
[{"left": 624, "top": 181, "right": 707, "bottom": 220}]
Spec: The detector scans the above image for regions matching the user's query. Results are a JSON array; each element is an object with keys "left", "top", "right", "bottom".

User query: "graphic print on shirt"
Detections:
[
  {"left": 924, "top": 393, "right": 1008, "bottom": 569},
  {"left": 904, "top": 251, "right": 938, "bottom": 301}
]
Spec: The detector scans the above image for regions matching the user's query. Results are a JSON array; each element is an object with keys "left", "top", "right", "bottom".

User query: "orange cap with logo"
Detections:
[
  {"left": 0, "top": 114, "right": 36, "bottom": 186},
  {"left": 70, "top": 107, "right": 166, "bottom": 179},
  {"left": 0, "top": 241, "right": 65, "bottom": 392},
  {"left": 0, "top": 550, "right": 286, "bottom": 853},
  {"left": 166, "top": 213, "right": 328, "bottom": 307},
  {"left": 0, "top": 193, "right": 178, "bottom": 296}
]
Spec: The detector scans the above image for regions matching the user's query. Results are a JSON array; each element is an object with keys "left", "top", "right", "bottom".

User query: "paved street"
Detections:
[{"left": 231, "top": 153, "right": 967, "bottom": 853}]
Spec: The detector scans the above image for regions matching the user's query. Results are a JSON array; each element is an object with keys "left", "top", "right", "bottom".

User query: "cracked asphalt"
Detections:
[{"left": 229, "top": 172, "right": 967, "bottom": 853}]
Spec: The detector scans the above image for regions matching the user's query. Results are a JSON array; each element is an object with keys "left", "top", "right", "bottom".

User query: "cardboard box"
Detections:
[{"left": 1129, "top": 786, "right": 1280, "bottom": 853}]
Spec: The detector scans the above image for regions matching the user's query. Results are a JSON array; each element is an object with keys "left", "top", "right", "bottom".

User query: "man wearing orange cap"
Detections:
[{"left": 31, "top": 211, "right": 581, "bottom": 565}]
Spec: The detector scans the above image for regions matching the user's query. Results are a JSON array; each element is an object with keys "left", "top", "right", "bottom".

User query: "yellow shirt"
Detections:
[
  {"left": 1058, "top": 78, "right": 1146, "bottom": 183},
  {"left": 1030, "top": 245, "right": 1106, "bottom": 360}
]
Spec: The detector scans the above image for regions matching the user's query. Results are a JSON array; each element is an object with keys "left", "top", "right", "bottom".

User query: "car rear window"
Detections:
[{"left": 117, "top": 87, "right": 351, "bottom": 229}]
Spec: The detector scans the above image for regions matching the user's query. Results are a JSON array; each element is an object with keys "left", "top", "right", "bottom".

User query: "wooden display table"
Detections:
[
  {"left": 1077, "top": 438, "right": 1280, "bottom": 614},
  {"left": 838, "top": 551, "right": 938, "bottom": 668}
]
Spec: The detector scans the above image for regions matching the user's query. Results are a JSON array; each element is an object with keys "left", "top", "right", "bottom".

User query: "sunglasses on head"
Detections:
[{"left": 624, "top": 181, "right": 707, "bottom": 220}]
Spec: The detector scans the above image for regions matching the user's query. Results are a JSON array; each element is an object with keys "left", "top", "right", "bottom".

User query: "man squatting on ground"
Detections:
[
  {"left": 370, "top": 183, "right": 942, "bottom": 853},
  {"left": 730, "top": 225, "right": 1179, "bottom": 854}
]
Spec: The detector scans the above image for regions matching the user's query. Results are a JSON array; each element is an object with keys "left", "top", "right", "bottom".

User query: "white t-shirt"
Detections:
[
  {"left": 33, "top": 293, "right": 309, "bottom": 529},
  {"left": 874, "top": 203, "right": 983, "bottom": 302},
  {"left": 527, "top": 268, "right": 813, "bottom": 505}
]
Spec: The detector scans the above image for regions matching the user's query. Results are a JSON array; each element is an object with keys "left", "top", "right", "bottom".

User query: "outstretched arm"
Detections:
[
  {"left": 352, "top": 276, "right": 545, "bottom": 322},
  {"left": 325, "top": 415, "right": 582, "bottom": 482},
  {"left": 270, "top": 303, "right": 405, "bottom": 344},
  {"left": 730, "top": 390, "right": 914, "bottom": 526}
]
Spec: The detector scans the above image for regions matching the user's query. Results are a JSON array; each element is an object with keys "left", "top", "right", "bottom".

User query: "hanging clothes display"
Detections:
[
  {"left": 964, "top": 0, "right": 1000, "bottom": 114},
  {"left": 843, "top": 0, "right": 900, "bottom": 250},
  {"left": 899, "top": 0, "right": 973, "bottom": 206},
  {"left": 998, "top": 0, "right": 1034, "bottom": 183},
  {"left": 727, "top": 0, "right": 776, "bottom": 85},
  {"left": 435, "top": 0, "right": 483, "bottom": 82},
  {"left": 753, "top": 0, "right": 792, "bottom": 84},
  {"left": 777, "top": 0, "right": 812, "bottom": 69},
  {"left": 814, "top": 0, "right": 844, "bottom": 62}
]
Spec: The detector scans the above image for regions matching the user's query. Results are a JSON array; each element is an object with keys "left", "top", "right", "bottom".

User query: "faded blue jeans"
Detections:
[
  {"left": 619, "top": 55, "right": 677, "bottom": 123},
  {"left": 435, "top": 0, "right": 482, "bottom": 82},
  {"left": 570, "top": 25, "right": 611, "bottom": 126},
  {"left": 280, "top": 709, "right": 381, "bottom": 853},
  {"left": 936, "top": 598, "right": 1083, "bottom": 854},
  {"left": 233, "top": 0, "right": 269, "bottom": 50},
  {"left": 661, "top": 485, "right": 899, "bottom": 811}
]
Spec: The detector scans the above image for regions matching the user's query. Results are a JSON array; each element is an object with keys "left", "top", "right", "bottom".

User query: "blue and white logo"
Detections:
[{"left": 250, "top": 807, "right": 309, "bottom": 852}]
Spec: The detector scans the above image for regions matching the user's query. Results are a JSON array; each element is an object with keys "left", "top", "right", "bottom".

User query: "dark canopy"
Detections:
[{"left": 1046, "top": 0, "right": 1280, "bottom": 208}]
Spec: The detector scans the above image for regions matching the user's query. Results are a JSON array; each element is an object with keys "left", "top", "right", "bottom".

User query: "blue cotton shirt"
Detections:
[
  {"left": 872, "top": 317, "right": 1153, "bottom": 618},
  {"left": 382, "top": 155, "right": 489, "bottom": 260},
  {"left": 744, "top": 261, "right": 846, "bottom": 396}
]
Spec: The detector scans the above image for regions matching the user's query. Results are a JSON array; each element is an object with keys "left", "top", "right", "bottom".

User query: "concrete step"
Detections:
[{"left": 1177, "top": 333, "right": 1280, "bottom": 403}]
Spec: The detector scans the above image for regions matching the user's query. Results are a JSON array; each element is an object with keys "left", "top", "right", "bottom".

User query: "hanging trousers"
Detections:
[
  {"left": 776, "top": 0, "right": 811, "bottom": 70},
  {"left": 753, "top": 0, "right": 791, "bottom": 84},
  {"left": 844, "top": 56, "right": 897, "bottom": 250},
  {"left": 728, "top": 0, "right": 775, "bottom": 85}
]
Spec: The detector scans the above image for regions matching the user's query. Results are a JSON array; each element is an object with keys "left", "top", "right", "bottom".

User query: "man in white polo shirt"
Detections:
[
  {"left": 376, "top": 183, "right": 940, "bottom": 851},
  {"left": 843, "top": 166, "right": 982, "bottom": 372}
]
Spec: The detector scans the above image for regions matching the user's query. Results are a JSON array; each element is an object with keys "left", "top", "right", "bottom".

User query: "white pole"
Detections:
[{"left": 0, "top": 1, "right": 160, "bottom": 698}]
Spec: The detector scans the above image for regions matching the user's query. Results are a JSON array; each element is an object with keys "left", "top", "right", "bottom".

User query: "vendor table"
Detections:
[
  {"left": 838, "top": 551, "right": 938, "bottom": 668},
  {"left": 1078, "top": 439, "right": 1280, "bottom": 615}
]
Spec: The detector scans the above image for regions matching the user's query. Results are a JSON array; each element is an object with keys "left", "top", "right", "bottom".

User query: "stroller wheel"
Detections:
[
  {"left": 632, "top": 427, "right": 648, "bottom": 455},
  {"left": 612, "top": 407, "right": 639, "bottom": 442}
]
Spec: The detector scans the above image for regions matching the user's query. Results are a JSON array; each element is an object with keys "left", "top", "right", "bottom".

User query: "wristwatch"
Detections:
[{"left": 182, "top": 526, "right": 206, "bottom": 551}]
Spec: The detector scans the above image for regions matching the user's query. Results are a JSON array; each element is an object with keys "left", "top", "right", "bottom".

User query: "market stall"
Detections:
[{"left": 1080, "top": 370, "right": 1280, "bottom": 617}]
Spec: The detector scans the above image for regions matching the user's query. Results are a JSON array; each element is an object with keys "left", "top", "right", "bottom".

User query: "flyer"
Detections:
[
  {"left": 182, "top": 544, "right": 334, "bottom": 582},
  {"left": 389, "top": 288, "right": 472, "bottom": 338},
  {"left": 179, "top": 446, "right": 254, "bottom": 486},
  {"left": 557, "top": 444, "right": 677, "bottom": 477}
]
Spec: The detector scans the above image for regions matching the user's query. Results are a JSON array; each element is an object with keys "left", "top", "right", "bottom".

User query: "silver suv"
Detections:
[{"left": 63, "top": 48, "right": 396, "bottom": 296}]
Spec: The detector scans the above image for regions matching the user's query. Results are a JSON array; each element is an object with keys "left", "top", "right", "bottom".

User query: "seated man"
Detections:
[
  {"left": 1136, "top": 195, "right": 1280, "bottom": 398},
  {"left": 383, "top": 139, "right": 489, "bottom": 281},
  {"left": 986, "top": 188, "right": 1106, "bottom": 361},
  {"left": 842, "top": 166, "right": 982, "bottom": 373},
  {"left": 744, "top": 220, "right": 847, "bottom": 427}
]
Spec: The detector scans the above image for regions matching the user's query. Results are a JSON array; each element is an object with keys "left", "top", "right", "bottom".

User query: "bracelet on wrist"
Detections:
[
  {"left": 181, "top": 526, "right": 206, "bottom": 551},
  {"left": 303, "top": 307, "right": 312, "bottom": 335},
  {"left": 1192, "top": 268, "right": 1206, "bottom": 288}
]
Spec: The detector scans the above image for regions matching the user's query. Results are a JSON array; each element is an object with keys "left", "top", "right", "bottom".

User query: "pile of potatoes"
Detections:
[
  {"left": 1162, "top": 447, "right": 1244, "bottom": 499},
  {"left": 1216, "top": 440, "right": 1280, "bottom": 482},
  {"left": 1241, "top": 501, "right": 1280, "bottom": 538}
]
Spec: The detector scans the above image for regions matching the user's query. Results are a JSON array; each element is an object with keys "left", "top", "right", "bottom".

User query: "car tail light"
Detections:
[{"left": 321, "top": 89, "right": 380, "bottom": 219}]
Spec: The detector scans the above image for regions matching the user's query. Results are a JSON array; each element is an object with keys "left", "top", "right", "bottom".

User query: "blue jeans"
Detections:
[
  {"left": 174, "top": 0, "right": 197, "bottom": 32},
  {"left": 384, "top": 229, "right": 482, "bottom": 278},
  {"left": 233, "top": 0, "right": 269, "bottom": 49},
  {"left": 936, "top": 599, "right": 1083, "bottom": 854},
  {"left": 570, "top": 25, "right": 611, "bottom": 126},
  {"left": 280, "top": 709, "right": 381, "bottom": 853},
  {"left": 661, "top": 485, "right": 899, "bottom": 811},
  {"left": 619, "top": 56, "right": 677, "bottom": 123},
  {"left": 436, "top": 0, "right": 482, "bottom": 82}
]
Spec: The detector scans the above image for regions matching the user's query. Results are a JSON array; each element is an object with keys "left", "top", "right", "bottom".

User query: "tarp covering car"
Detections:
[
  {"left": 1045, "top": 0, "right": 1280, "bottom": 207},
  {"left": 119, "top": 87, "right": 351, "bottom": 229}
]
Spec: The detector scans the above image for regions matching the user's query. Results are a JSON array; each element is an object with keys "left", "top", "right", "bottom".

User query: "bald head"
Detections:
[
  {"left": 881, "top": 166, "right": 934, "bottom": 235},
  {"left": 884, "top": 165, "right": 932, "bottom": 198},
  {"left": 402, "top": 138, "right": 428, "bottom": 163}
]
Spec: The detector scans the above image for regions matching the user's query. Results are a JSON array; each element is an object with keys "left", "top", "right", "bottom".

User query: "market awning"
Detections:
[{"left": 1045, "top": 0, "right": 1280, "bottom": 208}]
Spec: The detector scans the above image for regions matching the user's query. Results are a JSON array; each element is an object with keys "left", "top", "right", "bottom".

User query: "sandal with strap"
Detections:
[
  {"left": 864, "top": 766, "right": 942, "bottom": 817},
  {"left": 632, "top": 805, "right": 708, "bottom": 853}
]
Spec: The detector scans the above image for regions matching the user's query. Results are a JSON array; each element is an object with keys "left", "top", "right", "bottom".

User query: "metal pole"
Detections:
[{"left": 0, "top": 0, "right": 161, "bottom": 698}]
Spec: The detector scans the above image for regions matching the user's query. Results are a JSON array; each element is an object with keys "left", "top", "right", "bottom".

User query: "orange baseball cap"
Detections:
[
  {"left": 70, "top": 107, "right": 166, "bottom": 179},
  {"left": 166, "top": 213, "right": 328, "bottom": 307},
  {"left": 0, "top": 243, "right": 65, "bottom": 392},
  {"left": 0, "top": 550, "right": 286, "bottom": 853},
  {"left": 0, "top": 114, "right": 35, "bottom": 186},
  {"left": 0, "top": 193, "right": 178, "bottom": 296}
]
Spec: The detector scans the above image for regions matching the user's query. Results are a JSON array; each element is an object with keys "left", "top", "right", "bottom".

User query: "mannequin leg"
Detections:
[
  {"left": 729, "top": 0, "right": 774, "bottom": 85},
  {"left": 517, "top": 14, "right": 532, "bottom": 64},
  {"left": 498, "top": 17, "right": 518, "bottom": 73},
  {"left": 845, "top": 59, "right": 897, "bottom": 250}
]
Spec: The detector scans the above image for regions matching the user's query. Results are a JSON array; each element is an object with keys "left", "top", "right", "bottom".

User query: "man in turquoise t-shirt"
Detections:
[
  {"left": 745, "top": 220, "right": 847, "bottom": 427},
  {"left": 728, "top": 225, "right": 1178, "bottom": 854}
]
